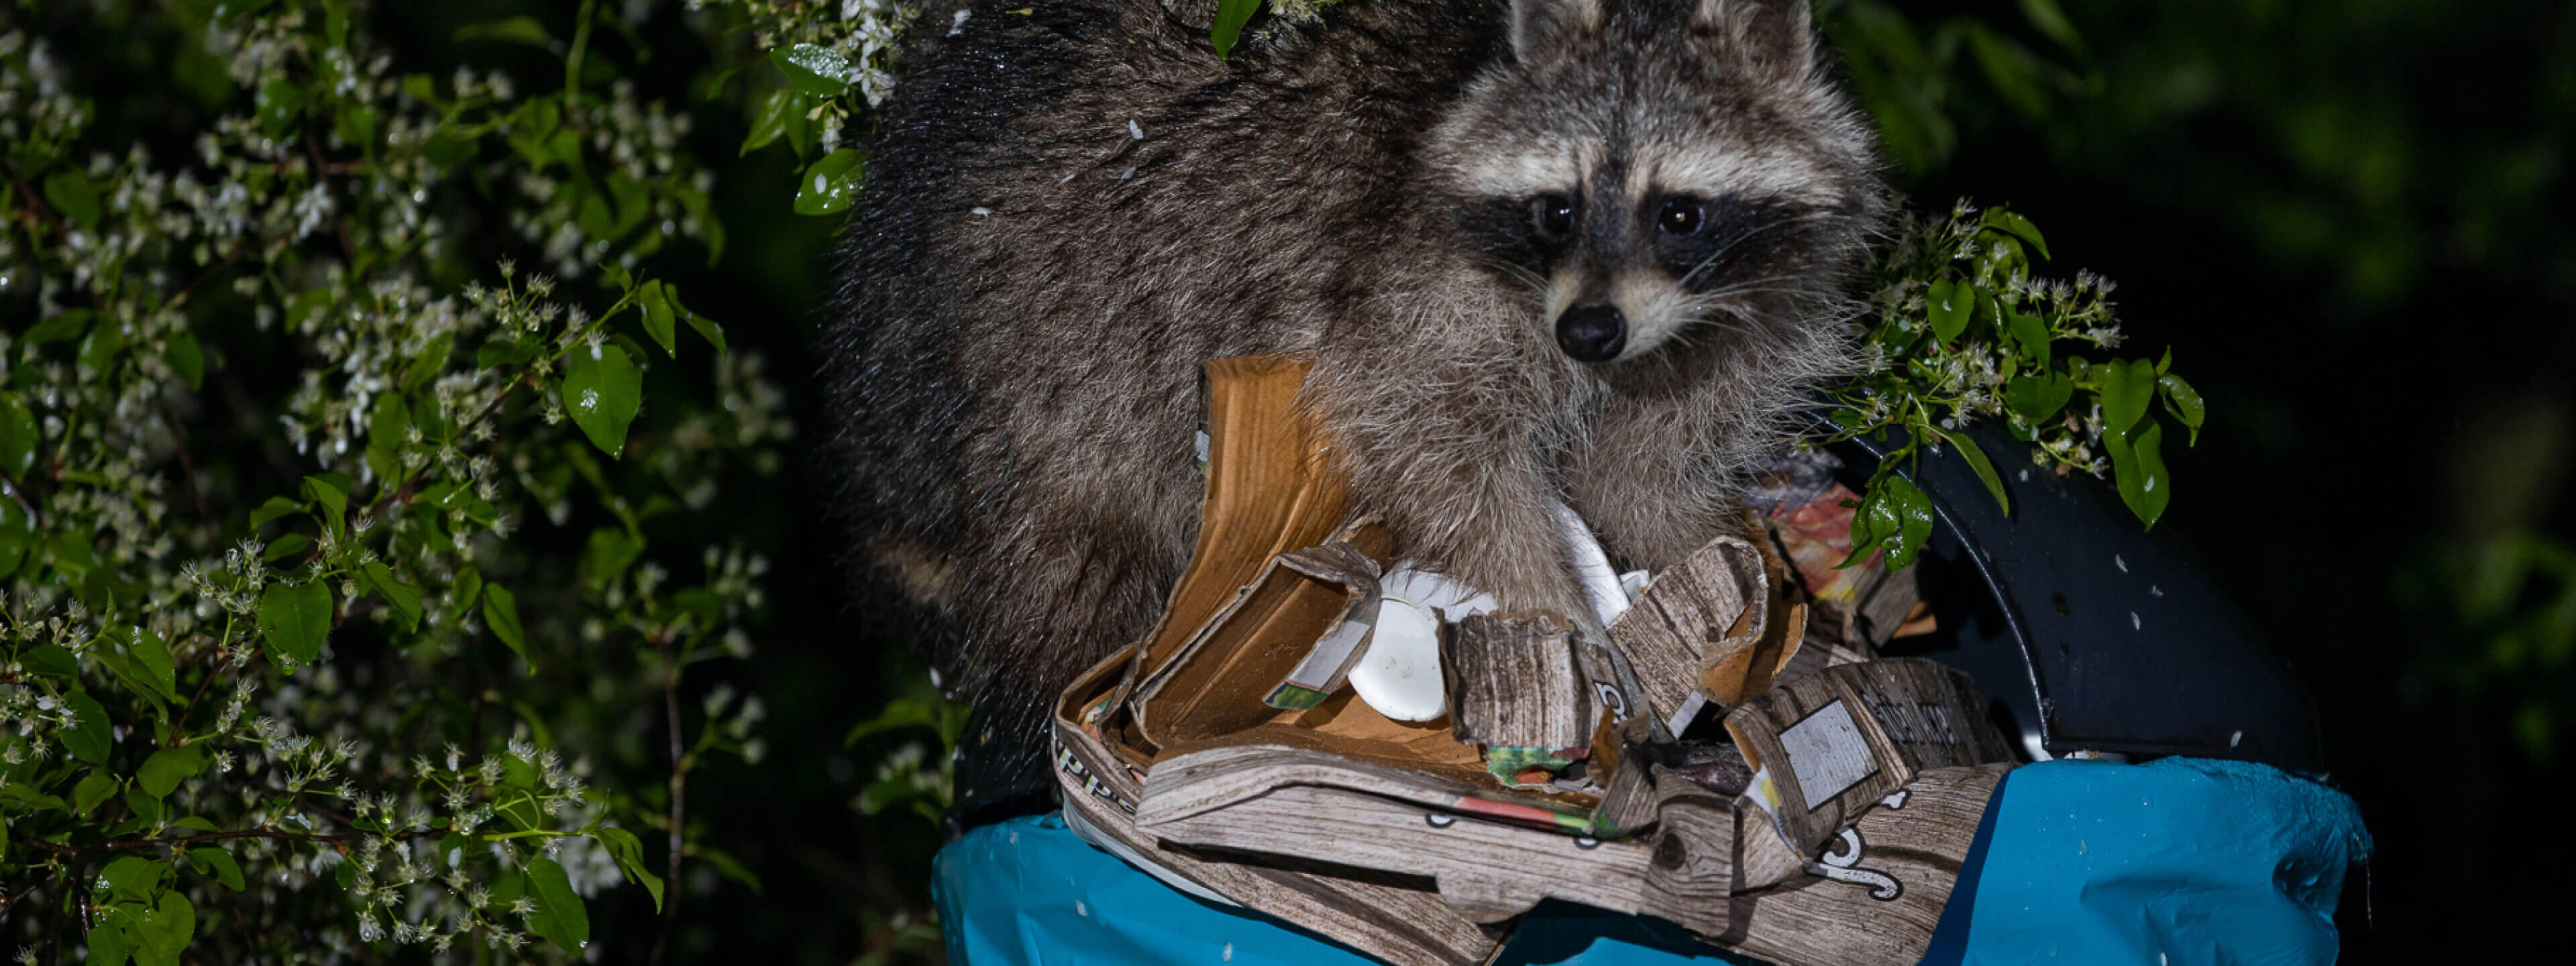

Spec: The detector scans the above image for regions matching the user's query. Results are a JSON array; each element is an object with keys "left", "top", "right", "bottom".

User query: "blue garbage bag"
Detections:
[{"left": 935, "top": 757, "right": 2371, "bottom": 965}]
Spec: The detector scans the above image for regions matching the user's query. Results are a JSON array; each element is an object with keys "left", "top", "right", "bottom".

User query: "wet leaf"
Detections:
[
  {"left": 739, "top": 89, "right": 804, "bottom": 156},
  {"left": 637, "top": 280, "right": 678, "bottom": 357},
  {"left": 2098, "top": 358, "right": 2156, "bottom": 435},
  {"left": 2104, "top": 421, "right": 2171, "bottom": 529},
  {"left": 1979, "top": 207, "right": 2051, "bottom": 260},
  {"left": 559, "top": 342, "right": 641, "bottom": 458},
  {"left": 794, "top": 148, "right": 865, "bottom": 216},
  {"left": 769, "top": 44, "right": 855, "bottom": 97},
  {"left": 2158, "top": 372, "right": 2205, "bottom": 445},
  {"left": 1927, "top": 279, "right": 1971, "bottom": 343},
  {"left": 523, "top": 856, "right": 591, "bottom": 952},
  {"left": 2004, "top": 371, "right": 2074, "bottom": 422}
]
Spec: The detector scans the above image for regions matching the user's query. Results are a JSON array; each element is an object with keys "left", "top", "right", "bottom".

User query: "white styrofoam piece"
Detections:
[
  {"left": 1552, "top": 499, "right": 1631, "bottom": 626},
  {"left": 1348, "top": 598, "right": 1447, "bottom": 721}
]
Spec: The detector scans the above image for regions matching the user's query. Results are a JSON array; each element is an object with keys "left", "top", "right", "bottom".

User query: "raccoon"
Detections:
[{"left": 823, "top": 0, "right": 1884, "bottom": 794}]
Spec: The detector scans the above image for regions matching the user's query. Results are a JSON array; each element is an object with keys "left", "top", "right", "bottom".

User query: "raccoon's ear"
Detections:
[
  {"left": 1690, "top": 0, "right": 1818, "bottom": 83},
  {"left": 1509, "top": 0, "right": 1604, "bottom": 64}
]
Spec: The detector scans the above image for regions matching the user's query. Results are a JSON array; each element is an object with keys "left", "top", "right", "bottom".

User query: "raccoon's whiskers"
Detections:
[{"left": 1676, "top": 209, "right": 1858, "bottom": 289}]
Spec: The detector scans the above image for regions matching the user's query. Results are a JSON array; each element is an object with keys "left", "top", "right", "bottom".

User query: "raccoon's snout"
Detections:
[{"left": 1555, "top": 303, "right": 1627, "bottom": 362}]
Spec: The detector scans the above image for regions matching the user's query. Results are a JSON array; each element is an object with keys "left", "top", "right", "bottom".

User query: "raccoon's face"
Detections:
[{"left": 1427, "top": 0, "right": 1878, "bottom": 366}]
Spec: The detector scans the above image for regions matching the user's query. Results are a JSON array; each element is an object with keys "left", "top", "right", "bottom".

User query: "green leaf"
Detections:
[
  {"left": 262, "top": 532, "right": 311, "bottom": 561},
  {"left": 61, "top": 690, "right": 111, "bottom": 763},
  {"left": 422, "top": 129, "right": 476, "bottom": 170},
  {"left": 0, "top": 782, "right": 67, "bottom": 811},
  {"left": 795, "top": 148, "right": 867, "bottom": 216},
  {"left": 455, "top": 16, "right": 554, "bottom": 46},
  {"left": 1882, "top": 475, "right": 1938, "bottom": 570},
  {"left": 100, "top": 856, "right": 164, "bottom": 904},
  {"left": 1935, "top": 427, "right": 2011, "bottom": 515},
  {"left": 559, "top": 342, "right": 643, "bottom": 458},
  {"left": 739, "top": 89, "right": 804, "bottom": 156},
  {"left": 0, "top": 392, "right": 40, "bottom": 478},
  {"left": 361, "top": 561, "right": 423, "bottom": 631},
  {"left": 0, "top": 505, "right": 28, "bottom": 583},
  {"left": 2097, "top": 358, "right": 2157, "bottom": 435},
  {"left": 2004, "top": 372, "right": 2075, "bottom": 423},
  {"left": 42, "top": 169, "right": 101, "bottom": 229},
  {"left": 477, "top": 337, "right": 539, "bottom": 369},
  {"left": 2104, "top": 421, "right": 2171, "bottom": 529},
  {"left": 696, "top": 843, "right": 766, "bottom": 895},
  {"left": 137, "top": 745, "right": 207, "bottom": 799},
  {"left": 1841, "top": 474, "right": 1937, "bottom": 571},
  {"left": 74, "top": 771, "right": 118, "bottom": 815},
  {"left": 248, "top": 495, "right": 303, "bottom": 529},
  {"left": 167, "top": 331, "right": 206, "bottom": 390},
  {"left": 482, "top": 584, "right": 532, "bottom": 669},
  {"left": 255, "top": 80, "right": 305, "bottom": 137},
  {"left": 592, "top": 826, "right": 667, "bottom": 912},
  {"left": 23, "top": 643, "right": 81, "bottom": 678},
  {"left": 78, "top": 324, "right": 127, "bottom": 374},
  {"left": 186, "top": 848, "right": 245, "bottom": 891},
  {"left": 1212, "top": 0, "right": 1263, "bottom": 59},
  {"left": 127, "top": 891, "right": 195, "bottom": 966},
  {"left": 98, "top": 626, "right": 178, "bottom": 705},
  {"left": 89, "top": 910, "right": 136, "bottom": 966},
  {"left": 769, "top": 43, "right": 855, "bottom": 97},
  {"left": 666, "top": 283, "right": 728, "bottom": 355},
  {"left": 402, "top": 333, "right": 453, "bottom": 391},
  {"left": 1926, "top": 279, "right": 1971, "bottom": 343},
  {"left": 258, "top": 581, "right": 333, "bottom": 672},
  {"left": 584, "top": 527, "right": 643, "bottom": 586},
  {"left": 300, "top": 473, "right": 350, "bottom": 533},
  {"left": 333, "top": 99, "right": 380, "bottom": 150},
  {"left": 522, "top": 856, "right": 592, "bottom": 953},
  {"left": 637, "top": 281, "right": 678, "bottom": 357},
  {"left": 1979, "top": 207, "right": 2051, "bottom": 260},
  {"left": 2157, "top": 372, "right": 2205, "bottom": 445},
  {"left": 2017, "top": 0, "right": 2089, "bottom": 56},
  {"left": 2004, "top": 311, "right": 2051, "bottom": 368},
  {"left": 23, "top": 307, "right": 91, "bottom": 344}
]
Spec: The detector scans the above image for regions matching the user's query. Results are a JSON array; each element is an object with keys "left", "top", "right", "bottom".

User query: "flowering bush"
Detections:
[
  {"left": 0, "top": 1, "right": 810, "bottom": 959},
  {"left": 1821, "top": 202, "right": 2204, "bottom": 569}
]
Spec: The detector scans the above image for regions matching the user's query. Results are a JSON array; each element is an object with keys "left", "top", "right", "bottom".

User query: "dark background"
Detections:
[{"left": 36, "top": 0, "right": 2561, "bottom": 960}]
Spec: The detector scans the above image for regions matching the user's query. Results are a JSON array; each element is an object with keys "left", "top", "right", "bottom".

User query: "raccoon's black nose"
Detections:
[{"left": 1556, "top": 303, "right": 1627, "bottom": 362}]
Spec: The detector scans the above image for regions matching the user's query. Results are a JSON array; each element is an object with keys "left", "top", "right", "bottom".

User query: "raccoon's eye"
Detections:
[
  {"left": 1533, "top": 195, "right": 1578, "bottom": 237},
  {"left": 1659, "top": 199, "right": 1705, "bottom": 236}
]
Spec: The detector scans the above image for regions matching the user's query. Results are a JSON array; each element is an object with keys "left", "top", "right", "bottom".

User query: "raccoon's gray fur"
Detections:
[{"left": 824, "top": 0, "right": 1884, "bottom": 788}]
